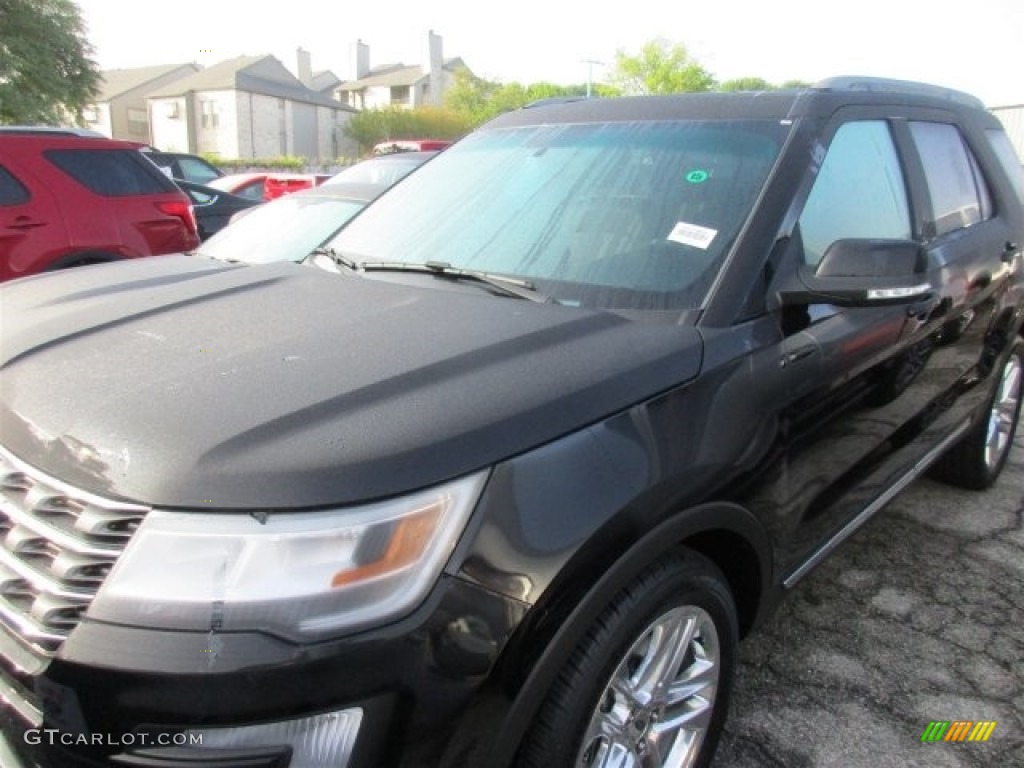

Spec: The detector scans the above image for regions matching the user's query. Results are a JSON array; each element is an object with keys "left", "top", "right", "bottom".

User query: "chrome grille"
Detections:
[{"left": 0, "top": 447, "right": 149, "bottom": 657}]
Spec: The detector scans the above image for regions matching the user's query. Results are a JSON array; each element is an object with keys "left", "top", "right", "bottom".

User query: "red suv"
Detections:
[{"left": 0, "top": 131, "right": 200, "bottom": 282}]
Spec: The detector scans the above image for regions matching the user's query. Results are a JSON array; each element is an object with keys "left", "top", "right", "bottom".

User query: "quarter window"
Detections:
[
  {"left": 798, "top": 121, "right": 911, "bottom": 267},
  {"left": 45, "top": 149, "right": 175, "bottom": 196},
  {"left": 909, "top": 121, "right": 990, "bottom": 237},
  {"left": 0, "top": 166, "right": 29, "bottom": 206},
  {"left": 986, "top": 128, "right": 1024, "bottom": 207}
]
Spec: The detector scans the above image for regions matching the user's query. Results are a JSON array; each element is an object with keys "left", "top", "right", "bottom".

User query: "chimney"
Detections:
[
  {"left": 297, "top": 47, "right": 313, "bottom": 87},
  {"left": 350, "top": 39, "right": 370, "bottom": 80},
  {"left": 422, "top": 30, "right": 443, "bottom": 105}
]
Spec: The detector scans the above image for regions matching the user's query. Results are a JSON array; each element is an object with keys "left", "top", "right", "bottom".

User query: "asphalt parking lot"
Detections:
[{"left": 713, "top": 428, "right": 1024, "bottom": 767}]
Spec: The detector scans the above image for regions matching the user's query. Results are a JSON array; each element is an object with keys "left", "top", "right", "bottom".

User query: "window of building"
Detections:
[
  {"left": 390, "top": 85, "right": 410, "bottom": 105},
  {"left": 201, "top": 100, "right": 219, "bottom": 129},
  {"left": 127, "top": 107, "right": 148, "bottom": 134},
  {"left": 278, "top": 99, "right": 287, "bottom": 155}
]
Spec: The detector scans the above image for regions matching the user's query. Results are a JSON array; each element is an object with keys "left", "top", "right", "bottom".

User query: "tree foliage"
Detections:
[
  {"left": 718, "top": 77, "right": 812, "bottom": 91},
  {"left": 444, "top": 70, "right": 618, "bottom": 127},
  {"left": 0, "top": 0, "right": 101, "bottom": 124},
  {"left": 347, "top": 41, "right": 809, "bottom": 148},
  {"left": 611, "top": 40, "right": 714, "bottom": 95},
  {"left": 718, "top": 77, "right": 774, "bottom": 92},
  {"left": 343, "top": 105, "right": 474, "bottom": 155}
]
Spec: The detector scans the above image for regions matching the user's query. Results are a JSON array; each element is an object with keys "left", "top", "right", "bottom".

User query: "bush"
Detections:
[
  {"left": 203, "top": 154, "right": 308, "bottom": 172},
  {"left": 343, "top": 106, "right": 473, "bottom": 155}
]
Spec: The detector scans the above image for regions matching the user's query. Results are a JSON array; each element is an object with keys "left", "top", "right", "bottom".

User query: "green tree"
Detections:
[
  {"left": 343, "top": 105, "right": 474, "bottom": 155},
  {"left": 0, "top": 0, "right": 101, "bottom": 124},
  {"left": 718, "top": 77, "right": 774, "bottom": 92},
  {"left": 444, "top": 70, "right": 503, "bottom": 125},
  {"left": 611, "top": 40, "right": 714, "bottom": 95},
  {"left": 445, "top": 70, "right": 615, "bottom": 128},
  {"left": 717, "top": 77, "right": 813, "bottom": 92}
]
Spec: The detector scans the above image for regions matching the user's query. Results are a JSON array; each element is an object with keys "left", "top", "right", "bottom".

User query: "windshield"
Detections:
[
  {"left": 197, "top": 194, "right": 366, "bottom": 264},
  {"left": 329, "top": 119, "right": 788, "bottom": 310}
]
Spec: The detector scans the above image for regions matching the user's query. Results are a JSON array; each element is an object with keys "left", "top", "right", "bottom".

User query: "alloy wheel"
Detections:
[
  {"left": 985, "top": 351, "right": 1022, "bottom": 470},
  {"left": 576, "top": 605, "right": 720, "bottom": 768}
]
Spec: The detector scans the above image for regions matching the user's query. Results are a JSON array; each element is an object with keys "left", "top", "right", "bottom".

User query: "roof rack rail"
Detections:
[
  {"left": 813, "top": 77, "right": 984, "bottom": 109},
  {"left": 0, "top": 126, "right": 108, "bottom": 138},
  {"left": 522, "top": 97, "right": 587, "bottom": 110}
]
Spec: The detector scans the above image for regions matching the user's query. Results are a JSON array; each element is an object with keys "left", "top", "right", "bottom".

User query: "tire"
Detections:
[
  {"left": 515, "top": 551, "right": 738, "bottom": 768},
  {"left": 931, "top": 340, "right": 1023, "bottom": 490}
]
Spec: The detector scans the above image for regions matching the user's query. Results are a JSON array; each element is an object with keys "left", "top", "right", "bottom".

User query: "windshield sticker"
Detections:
[
  {"left": 685, "top": 169, "right": 710, "bottom": 183},
  {"left": 668, "top": 221, "right": 717, "bottom": 250}
]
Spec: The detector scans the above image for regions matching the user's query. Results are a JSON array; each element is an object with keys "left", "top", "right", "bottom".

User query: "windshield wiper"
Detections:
[
  {"left": 357, "top": 260, "right": 555, "bottom": 303},
  {"left": 309, "top": 246, "right": 359, "bottom": 270}
]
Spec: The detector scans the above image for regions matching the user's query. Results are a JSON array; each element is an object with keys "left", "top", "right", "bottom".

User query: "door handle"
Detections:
[
  {"left": 1002, "top": 241, "right": 1020, "bottom": 263},
  {"left": 780, "top": 345, "right": 817, "bottom": 368},
  {"left": 8, "top": 217, "right": 46, "bottom": 231}
]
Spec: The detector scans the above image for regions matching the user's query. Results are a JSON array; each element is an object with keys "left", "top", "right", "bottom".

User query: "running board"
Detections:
[{"left": 782, "top": 419, "right": 971, "bottom": 589}]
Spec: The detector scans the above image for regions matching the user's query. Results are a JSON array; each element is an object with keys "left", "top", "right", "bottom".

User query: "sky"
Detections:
[{"left": 74, "top": 0, "right": 1023, "bottom": 108}]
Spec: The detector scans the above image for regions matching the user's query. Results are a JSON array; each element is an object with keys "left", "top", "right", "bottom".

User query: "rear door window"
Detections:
[
  {"left": 0, "top": 166, "right": 29, "bottom": 206},
  {"left": 909, "top": 122, "right": 991, "bottom": 236},
  {"left": 45, "top": 149, "right": 177, "bottom": 196}
]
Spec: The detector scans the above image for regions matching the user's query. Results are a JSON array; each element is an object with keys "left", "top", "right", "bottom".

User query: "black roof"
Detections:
[{"left": 485, "top": 77, "right": 993, "bottom": 130}]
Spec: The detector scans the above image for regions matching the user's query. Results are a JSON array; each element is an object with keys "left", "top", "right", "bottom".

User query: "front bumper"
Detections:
[{"left": 0, "top": 575, "right": 527, "bottom": 768}]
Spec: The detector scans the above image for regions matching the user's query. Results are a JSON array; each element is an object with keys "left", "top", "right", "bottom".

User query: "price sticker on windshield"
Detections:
[{"left": 668, "top": 221, "right": 717, "bottom": 250}]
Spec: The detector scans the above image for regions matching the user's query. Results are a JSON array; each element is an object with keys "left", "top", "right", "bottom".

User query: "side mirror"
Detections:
[{"left": 779, "top": 238, "right": 931, "bottom": 307}]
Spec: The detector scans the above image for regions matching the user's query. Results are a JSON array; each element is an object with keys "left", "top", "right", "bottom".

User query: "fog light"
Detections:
[{"left": 184, "top": 708, "right": 362, "bottom": 768}]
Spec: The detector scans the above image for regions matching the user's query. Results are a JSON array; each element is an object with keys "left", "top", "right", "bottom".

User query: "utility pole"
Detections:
[{"left": 581, "top": 59, "right": 605, "bottom": 99}]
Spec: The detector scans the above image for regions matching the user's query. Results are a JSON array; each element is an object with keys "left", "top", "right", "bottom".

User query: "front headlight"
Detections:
[{"left": 88, "top": 471, "right": 487, "bottom": 642}]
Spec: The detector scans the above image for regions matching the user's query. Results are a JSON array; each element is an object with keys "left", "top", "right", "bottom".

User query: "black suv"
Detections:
[
  {"left": 1, "top": 78, "right": 1022, "bottom": 768},
  {"left": 139, "top": 148, "right": 225, "bottom": 184}
]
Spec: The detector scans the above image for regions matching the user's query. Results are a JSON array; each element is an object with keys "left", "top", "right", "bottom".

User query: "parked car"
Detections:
[
  {"left": 139, "top": 148, "right": 225, "bottom": 184},
  {"left": 174, "top": 179, "right": 262, "bottom": 240},
  {"left": 372, "top": 138, "right": 452, "bottom": 155},
  {"left": 0, "top": 131, "right": 200, "bottom": 281},
  {"left": 1, "top": 78, "right": 1023, "bottom": 768},
  {"left": 324, "top": 150, "right": 438, "bottom": 189},
  {"left": 199, "top": 153, "right": 436, "bottom": 260},
  {"left": 262, "top": 172, "right": 333, "bottom": 201},
  {"left": 197, "top": 178, "right": 425, "bottom": 265},
  {"left": 206, "top": 172, "right": 272, "bottom": 201}
]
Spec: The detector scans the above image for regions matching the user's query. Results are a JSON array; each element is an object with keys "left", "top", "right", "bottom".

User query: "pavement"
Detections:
[{"left": 712, "top": 430, "right": 1024, "bottom": 767}]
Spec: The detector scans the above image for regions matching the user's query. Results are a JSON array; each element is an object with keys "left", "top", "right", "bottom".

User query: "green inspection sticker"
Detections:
[{"left": 685, "top": 170, "right": 709, "bottom": 183}]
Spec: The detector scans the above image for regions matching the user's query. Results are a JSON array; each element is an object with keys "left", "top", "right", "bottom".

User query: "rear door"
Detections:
[
  {"left": 890, "top": 115, "right": 1019, "bottom": 429},
  {"left": 44, "top": 146, "right": 198, "bottom": 255},
  {"left": 0, "top": 157, "right": 67, "bottom": 280}
]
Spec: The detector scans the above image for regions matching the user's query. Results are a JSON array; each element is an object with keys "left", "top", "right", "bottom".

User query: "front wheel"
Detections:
[
  {"left": 931, "top": 340, "right": 1023, "bottom": 490},
  {"left": 515, "top": 551, "right": 738, "bottom": 768}
]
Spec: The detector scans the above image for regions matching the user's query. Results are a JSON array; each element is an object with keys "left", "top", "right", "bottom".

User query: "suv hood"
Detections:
[{"left": 0, "top": 257, "right": 703, "bottom": 508}]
